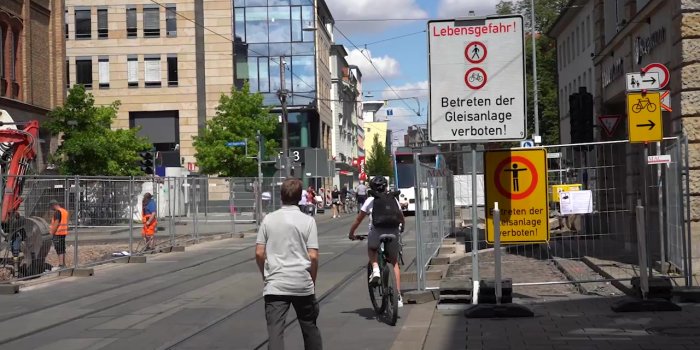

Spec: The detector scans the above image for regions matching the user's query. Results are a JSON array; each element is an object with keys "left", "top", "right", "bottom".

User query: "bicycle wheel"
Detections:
[
  {"left": 647, "top": 103, "right": 657, "bottom": 112},
  {"left": 632, "top": 103, "right": 642, "bottom": 113},
  {"left": 383, "top": 262, "right": 398, "bottom": 326},
  {"left": 367, "top": 263, "right": 385, "bottom": 314}
]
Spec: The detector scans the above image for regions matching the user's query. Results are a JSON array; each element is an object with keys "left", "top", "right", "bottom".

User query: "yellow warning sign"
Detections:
[
  {"left": 551, "top": 184, "right": 582, "bottom": 202},
  {"left": 627, "top": 92, "right": 663, "bottom": 143},
  {"left": 485, "top": 149, "right": 549, "bottom": 244}
]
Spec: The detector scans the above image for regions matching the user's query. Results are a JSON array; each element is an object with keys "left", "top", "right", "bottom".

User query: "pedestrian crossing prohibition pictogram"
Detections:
[
  {"left": 485, "top": 149, "right": 549, "bottom": 244},
  {"left": 465, "top": 41, "right": 487, "bottom": 64}
]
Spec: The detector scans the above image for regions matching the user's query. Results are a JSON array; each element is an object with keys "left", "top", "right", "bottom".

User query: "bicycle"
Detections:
[
  {"left": 468, "top": 72, "right": 483, "bottom": 82},
  {"left": 354, "top": 232, "right": 400, "bottom": 326},
  {"left": 632, "top": 98, "right": 657, "bottom": 113}
]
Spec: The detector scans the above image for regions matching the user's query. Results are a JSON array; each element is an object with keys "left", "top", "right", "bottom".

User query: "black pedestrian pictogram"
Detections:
[
  {"left": 630, "top": 76, "right": 640, "bottom": 88},
  {"left": 504, "top": 164, "right": 528, "bottom": 192},
  {"left": 471, "top": 45, "right": 481, "bottom": 60}
]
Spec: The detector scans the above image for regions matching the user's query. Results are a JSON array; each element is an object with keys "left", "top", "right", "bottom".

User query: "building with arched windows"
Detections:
[{"left": 0, "top": 0, "right": 66, "bottom": 168}]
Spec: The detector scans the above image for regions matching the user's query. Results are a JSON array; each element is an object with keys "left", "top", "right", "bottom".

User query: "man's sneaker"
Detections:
[
  {"left": 369, "top": 268, "right": 380, "bottom": 285},
  {"left": 398, "top": 295, "right": 404, "bottom": 308}
]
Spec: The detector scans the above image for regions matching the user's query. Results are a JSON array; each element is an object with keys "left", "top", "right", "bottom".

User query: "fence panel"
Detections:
[
  {"left": 414, "top": 158, "right": 455, "bottom": 290},
  {"left": 413, "top": 137, "right": 691, "bottom": 295}
]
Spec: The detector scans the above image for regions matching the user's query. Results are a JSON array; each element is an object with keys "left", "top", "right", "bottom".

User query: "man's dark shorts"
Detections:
[{"left": 53, "top": 235, "right": 66, "bottom": 254}]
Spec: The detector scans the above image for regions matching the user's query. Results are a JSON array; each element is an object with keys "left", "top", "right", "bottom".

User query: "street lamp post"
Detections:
[
  {"left": 531, "top": 0, "right": 540, "bottom": 142},
  {"left": 277, "top": 57, "right": 290, "bottom": 178}
]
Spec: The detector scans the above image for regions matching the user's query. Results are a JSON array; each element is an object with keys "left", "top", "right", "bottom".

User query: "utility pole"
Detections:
[
  {"left": 277, "top": 56, "right": 290, "bottom": 178},
  {"left": 531, "top": 0, "right": 540, "bottom": 142}
]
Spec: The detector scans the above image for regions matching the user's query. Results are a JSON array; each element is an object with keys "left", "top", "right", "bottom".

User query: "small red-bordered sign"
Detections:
[
  {"left": 465, "top": 41, "right": 487, "bottom": 64},
  {"left": 465, "top": 67, "right": 487, "bottom": 90}
]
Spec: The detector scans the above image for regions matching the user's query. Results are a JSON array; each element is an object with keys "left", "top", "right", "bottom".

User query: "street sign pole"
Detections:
[{"left": 471, "top": 143, "right": 479, "bottom": 304}]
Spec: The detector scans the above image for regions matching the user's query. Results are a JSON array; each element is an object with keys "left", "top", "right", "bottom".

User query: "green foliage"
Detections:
[
  {"left": 193, "top": 82, "right": 279, "bottom": 177},
  {"left": 365, "top": 134, "right": 393, "bottom": 178},
  {"left": 497, "top": 0, "right": 564, "bottom": 145},
  {"left": 46, "top": 85, "right": 151, "bottom": 176}
]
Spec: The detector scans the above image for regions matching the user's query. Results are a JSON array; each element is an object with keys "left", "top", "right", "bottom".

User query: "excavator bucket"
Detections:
[{"left": 19, "top": 216, "right": 52, "bottom": 276}]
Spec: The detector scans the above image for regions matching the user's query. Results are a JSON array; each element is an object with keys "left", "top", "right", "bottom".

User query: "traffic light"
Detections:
[
  {"left": 569, "top": 87, "right": 594, "bottom": 145},
  {"left": 139, "top": 150, "right": 155, "bottom": 175}
]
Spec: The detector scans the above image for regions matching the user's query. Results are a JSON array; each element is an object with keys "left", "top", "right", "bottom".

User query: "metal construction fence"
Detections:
[
  {"left": 413, "top": 136, "right": 693, "bottom": 292},
  {"left": 0, "top": 175, "right": 287, "bottom": 281},
  {"left": 414, "top": 156, "right": 455, "bottom": 290}
]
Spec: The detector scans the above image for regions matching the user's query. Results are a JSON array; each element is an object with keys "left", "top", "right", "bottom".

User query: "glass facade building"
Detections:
[
  {"left": 234, "top": 0, "right": 320, "bottom": 148},
  {"left": 234, "top": 0, "right": 317, "bottom": 107}
]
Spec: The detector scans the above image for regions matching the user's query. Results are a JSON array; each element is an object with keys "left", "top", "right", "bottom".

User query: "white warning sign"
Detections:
[{"left": 428, "top": 15, "right": 527, "bottom": 143}]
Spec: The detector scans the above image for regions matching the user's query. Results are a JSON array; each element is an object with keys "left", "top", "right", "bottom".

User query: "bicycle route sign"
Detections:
[
  {"left": 428, "top": 15, "right": 527, "bottom": 143},
  {"left": 484, "top": 149, "right": 549, "bottom": 245},
  {"left": 627, "top": 91, "right": 663, "bottom": 143}
]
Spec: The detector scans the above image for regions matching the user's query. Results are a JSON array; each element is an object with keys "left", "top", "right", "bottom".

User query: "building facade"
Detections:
[
  {"left": 65, "top": 0, "right": 234, "bottom": 169},
  {"left": 0, "top": 0, "right": 65, "bottom": 168},
  {"left": 329, "top": 44, "right": 361, "bottom": 186},
  {"left": 548, "top": 0, "right": 596, "bottom": 144},
  {"left": 551, "top": 0, "right": 700, "bottom": 272},
  {"left": 233, "top": 0, "right": 333, "bottom": 152}
]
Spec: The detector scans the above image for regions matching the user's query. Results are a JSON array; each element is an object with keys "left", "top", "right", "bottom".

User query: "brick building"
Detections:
[{"left": 0, "top": 0, "right": 65, "bottom": 166}]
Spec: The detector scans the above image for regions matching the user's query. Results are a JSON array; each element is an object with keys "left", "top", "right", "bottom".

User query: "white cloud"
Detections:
[
  {"left": 437, "top": 0, "right": 500, "bottom": 18},
  {"left": 347, "top": 49, "right": 401, "bottom": 81},
  {"left": 380, "top": 81, "right": 428, "bottom": 100},
  {"left": 327, "top": 0, "right": 428, "bottom": 34}
]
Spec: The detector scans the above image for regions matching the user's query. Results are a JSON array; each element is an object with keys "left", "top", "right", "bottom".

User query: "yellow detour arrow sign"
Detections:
[
  {"left": 485, "top": 149, "right": 549, "bottom": 244},
  {"left": 627, "top": 92, "right": 663, "bottom": 143}
]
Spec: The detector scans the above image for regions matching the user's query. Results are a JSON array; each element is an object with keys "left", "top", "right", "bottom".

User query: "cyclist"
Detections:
[{"left": 348, "top": 176, "right": 405, "bottom": 307}]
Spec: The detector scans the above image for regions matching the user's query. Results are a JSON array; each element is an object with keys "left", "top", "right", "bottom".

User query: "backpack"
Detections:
[{"left": 370, "top": 190, "right": 402, "bottom": 228}]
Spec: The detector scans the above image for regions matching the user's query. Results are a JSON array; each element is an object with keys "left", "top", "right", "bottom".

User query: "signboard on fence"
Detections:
[
  {"left": 485, "top": 149, "right": 549, "bottom": 244},
  {"left": 428, "top": 15, "right": 527, "bottom": 143}
]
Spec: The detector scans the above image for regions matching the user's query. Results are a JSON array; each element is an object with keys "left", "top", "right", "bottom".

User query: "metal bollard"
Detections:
[
  {"left": 494, "top": 202, "right": 502, "bottom": 305},
  {"left": 128, "top": 177, "right": 134, "bottom": 255},
  {"left": 636, "top": 199, "right": 649, "bottom": 300},
  {"left": 73, "top": 176, "right": 80, "bottom": 269}
]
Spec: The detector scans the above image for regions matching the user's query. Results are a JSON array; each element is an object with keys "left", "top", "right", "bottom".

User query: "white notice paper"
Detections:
[{"left": 559, "top": 190, "right": 593, "bottom": 215}]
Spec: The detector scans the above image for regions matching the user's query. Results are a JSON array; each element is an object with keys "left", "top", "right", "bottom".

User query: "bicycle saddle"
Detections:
[{"left": 379, "top": 234, "right": 397, "bottom": 242}]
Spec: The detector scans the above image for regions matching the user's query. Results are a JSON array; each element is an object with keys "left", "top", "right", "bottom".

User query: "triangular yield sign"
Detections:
[{"left": 598, "top": 115, "right": 622, "bottom": 138}]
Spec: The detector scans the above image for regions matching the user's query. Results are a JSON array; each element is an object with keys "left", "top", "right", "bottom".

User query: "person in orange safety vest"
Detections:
[
  {"left": 142, "top": 193, "right": 157, "bottom": 251},
  {"left": 49, "top": 199, "right": 69, "bottom": 268}
]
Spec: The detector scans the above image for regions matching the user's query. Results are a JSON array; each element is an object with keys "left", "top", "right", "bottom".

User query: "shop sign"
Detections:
[
  {"left": 635, "top": 27, "right": 666, "bottom": 64},
  {"left": 603, "top": 58, "right": 624, "bottom": 88}
]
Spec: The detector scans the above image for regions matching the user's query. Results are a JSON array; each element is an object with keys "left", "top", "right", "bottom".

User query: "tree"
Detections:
[
  {"left": 46, "top": 85, "right": 151, "bottom": 176},
  {"left": 364, "top": 134, "right": 393, "bottom": 178},
  {"left": 193, "top": 82, "right": 279, "bottom": 177},
  {"left": 496, "top": 0, "right": 565, "bottom": 145}
]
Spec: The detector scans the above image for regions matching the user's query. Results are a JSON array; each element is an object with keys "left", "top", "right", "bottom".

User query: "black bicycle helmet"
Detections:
[{"left": 369, "top": 176, "right": 388, "bottom": 193}]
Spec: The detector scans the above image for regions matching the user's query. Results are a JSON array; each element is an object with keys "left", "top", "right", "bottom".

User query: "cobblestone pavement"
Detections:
[{"left": 447, "top": 250, "right": 580, "bottom": 298}]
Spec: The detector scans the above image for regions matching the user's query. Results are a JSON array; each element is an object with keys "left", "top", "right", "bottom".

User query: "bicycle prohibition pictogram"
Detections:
[{"left": 464, "top": 67, "right": 487, "bottom": 90}]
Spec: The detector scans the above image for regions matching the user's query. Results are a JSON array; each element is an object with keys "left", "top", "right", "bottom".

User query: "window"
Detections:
[
  {"left": 76, "top": 58, "right": 93, "bottom": 88},
  {"left": 65, "top": 10, "right": 69, "bottom": 39},
  {"left": 0, "top": 27, "right": 4, "bottom": 78},
  {"left": 98, "top": 57, "right": 110, "bottom": 88},
  {"left": 166, "top": 5, "right": 177, "bottom": 37},
  {"left": 98, "top": 8, "right": 108, "bottom": 38},
  {"left": 291, "top": 6, "right": 302, "bottom": 42},
  {"left": 144, "top": 56, "right": 161, "bottom": 86},
  {"left": 234, "top": 7, "right": 245, "bottom": 41},
  {"left": 167, "top": 55, "right": 178, "bottom": 86},
  {"left": 128, "top": 56, "right": 138, "bottom": 87},
  {"left": 9, "top": 32, "right": 15, "bottom": 81},
  {"left": 143, "top": 7, "right": 160, "bottom": 37},
  {"left": 245, "top": 7, "right": 268, "bottom": 43},
  {"left": 66, "top": 59, "right": 70, "bottom": 89},
  {"left": 75, "top": 9, "right": 91, "bottom": 39},
  {"left": 127, "top": 7, "right": 137, "bottom": 38},
  {"left": 586, "top": 16, "right": 591, "bottom": 47},
  {"left": 268, "top": 6, "right": 291, "bottom": 43}
]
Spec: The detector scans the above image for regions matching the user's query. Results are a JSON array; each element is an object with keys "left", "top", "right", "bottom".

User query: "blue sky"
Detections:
[{"left": 326, "top": 0, "right": 501, "bottom": 140}]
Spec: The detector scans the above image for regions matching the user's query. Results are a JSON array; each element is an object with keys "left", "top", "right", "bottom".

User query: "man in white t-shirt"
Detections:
[{"left": 348, "top": 176, "right": 405, "bottom": 307}]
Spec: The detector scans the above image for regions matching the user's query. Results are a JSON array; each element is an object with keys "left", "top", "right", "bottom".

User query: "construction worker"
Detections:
[
  {"left": 142, "top": 193, "right": 157, "bottom": 251},
  {"left": 49, "top": 199, "right": 69, "bottom": 268}
]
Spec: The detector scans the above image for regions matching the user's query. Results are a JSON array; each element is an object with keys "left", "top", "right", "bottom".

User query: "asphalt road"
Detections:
[{"left": 0, "top": 214, "right": 419, "bottom": 350}]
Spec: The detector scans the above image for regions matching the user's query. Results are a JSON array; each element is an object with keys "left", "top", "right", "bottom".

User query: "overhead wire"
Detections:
[
  {"left": 334, "top": 25, "right": 423, "bottom": 118},
  {"left": 147, "top": 0, "right": 316, "bottom": 91}
]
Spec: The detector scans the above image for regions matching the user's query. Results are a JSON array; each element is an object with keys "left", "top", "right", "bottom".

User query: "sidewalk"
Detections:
[{"left": 420, "top": 296, "right": 700, "bottom": 350}]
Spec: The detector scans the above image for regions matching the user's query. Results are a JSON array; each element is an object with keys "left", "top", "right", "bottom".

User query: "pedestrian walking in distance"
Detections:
[
  {"left": 142, "top": 193, "right": 157, "bottom": 251},
  {"left": 256, "top": 178, "right": 322, "bottom": 350},
  {"left": 49, "top": 199, "right": 69, "bottom": 268}
]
